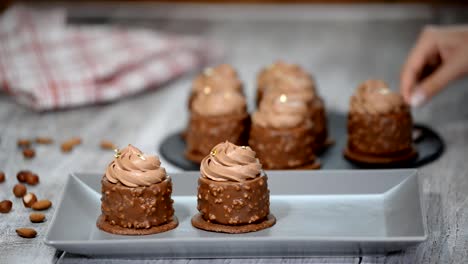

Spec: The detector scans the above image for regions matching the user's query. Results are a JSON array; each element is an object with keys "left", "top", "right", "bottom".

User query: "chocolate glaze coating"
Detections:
[
  {"left": 308, "top": 97, "right": 328, "bottom": 152},
  {"left": 185, "top": 112, "right": 249, "bottom": 163},
  {"left": 197, "top": 175, "right": 270, "bottom": 225},
  {"left": 249, "top": 121, "right": 317, "bottom": 169},
  {"left": 99, "top": 176, "right": 175, "bottom": 230},
  {"left": 347, "top": 110, "right": 413, "bottom": 156}
]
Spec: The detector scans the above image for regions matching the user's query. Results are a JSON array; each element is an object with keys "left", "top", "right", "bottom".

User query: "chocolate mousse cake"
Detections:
[
  {"left": 191, "top": 141, "right": 276, "bottom": 233},
  {"left": 256, "top": 61, "right": 329, "bottom": 152},
  {"left": 185, "top": 91, "right": 249, "bottom": 163},
  {"left": 249, "top": 92, "right": 321, "bottom": 170},
  {"left": 97, "top": 145, "right": 178, "bottom": 235},
  {"left": 188, "top": 64, "right": 243, "bottom": 110},
  {"left": 344, "top": 80, "right": 417, "bottom": 165}
]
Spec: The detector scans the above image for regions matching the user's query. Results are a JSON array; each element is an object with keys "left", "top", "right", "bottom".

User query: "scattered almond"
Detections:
[
  {"left": 23, "top": 193, "right": 38, "bottom": 208},
  {"left": 32, "top": 199, "right": 52, "bottom": 211},
  {"left": 25, "top": 173, "right": 39, "bottom": 185},
  {"left": 17, "top": 170, "right": 32, "bottom": 183},
  {"left": 61, "top": 137, "right": 82, "bottom": 153},
  {"left": 29, "top": 213, "right": 45, "bottom": 223},
  {"left": 16, "top": 228, "right": 37, "bottom": 238},
  {"left": 35, "top": 137, "right": 53, "bottom": 144},
  {"left": 0, "top": 171, "right": 5, "bottom": 183},
  {"left": 13, "top": 184, "right": 27, "bottom": 197},
  {"left": 100, "top": 140, "right": 117, "bottom": 150},
  {"left": 0, "top": 200, "right": 12, "bottom": 213},
  {"left": 17, "top": 139, "right": 31, "bottom": 148},
  {"left": 23, "top": 148, "right": 36, "bottom": 159}
]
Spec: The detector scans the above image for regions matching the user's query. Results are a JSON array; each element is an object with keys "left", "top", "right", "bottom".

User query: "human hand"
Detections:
[{"left": 400, "top": 25, "right": 468, "bottom": 107}]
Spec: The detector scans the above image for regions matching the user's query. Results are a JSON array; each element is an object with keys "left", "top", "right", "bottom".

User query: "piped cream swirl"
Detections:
[
  {"left": 192, "top": 64, "right": 242, "bottom": 94},
  {"left": 200, "top": 141, "right": 262, "bottom": 182},
  {"left": 258, "top": 61, "right": 316, "bottom": 94},
  {"left": 253, "top": 92, "right": 309, "bottom": 128},
  {"left": 105, "top": 145, "right": 167, "bottom": 187},
  {"left": 192, "top": 91, "right": 246, "bottom": 117},
  {"left": 350, "top": 79, "right": 407, "bottom": 115}
]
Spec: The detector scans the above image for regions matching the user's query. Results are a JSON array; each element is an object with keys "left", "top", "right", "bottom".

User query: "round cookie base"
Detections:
[
  {"left": 97, "top": 215, "right": 178, "bottom": 235},
  {"left": 343, "top": 146, "right": 418, "bottom": 165},
  {"left": 191, "top": 213, "right": 276, "bottom": 234}
]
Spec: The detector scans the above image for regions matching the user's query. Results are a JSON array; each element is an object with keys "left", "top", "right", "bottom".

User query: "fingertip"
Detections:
[
  {"left": 409, "top": 88, "right": 427, "bottom": 107},
  {"left": 399, "top": 75, "right": 413, "bottom": 103}
]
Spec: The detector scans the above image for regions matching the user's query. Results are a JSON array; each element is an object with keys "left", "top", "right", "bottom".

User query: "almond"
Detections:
[
  {"left": 100, "top": 140, "right": 117, "bottom": 150},
  {"left": 13, "top": 184, "right": 27, "bottom": 197},
  {"left": 0, "top": 171, "right": 5, "bottom": 183},
  {"left": 16, "top": 228, "right": 37, "bottom": 238},
  {"left": 25, "top": 173, "right": 39, "bottom": 185},
  {"left": 29, "top": 213, "right": 45, "bottom": 223},
  {"left": 32, "top": 199, "right": 52, "bottom": 211},
  {"left": 17, "top": 170, "right": 32, "bottom": 183},
  {"left": 22, "top": 148, "right": 36, "bottom": 159},
  {"left": 17, "top": 139, "right": 31, "bottom": 148},
  {"left": 23, "top": 193, "right": 38, "bottom": 208},
  {"left": 35, "top": 137, "right": 53, "bottom": 144},
  {"left": 0, "top": 200, "right": 12, "bottom": 213},
  {"left": 61, "top": 137, "right": 82, "bottom": 153}
]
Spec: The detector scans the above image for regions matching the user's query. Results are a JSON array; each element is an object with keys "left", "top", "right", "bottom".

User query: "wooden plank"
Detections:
[{"left": 1, "top": 4, "right": 468, "bottom": 264}]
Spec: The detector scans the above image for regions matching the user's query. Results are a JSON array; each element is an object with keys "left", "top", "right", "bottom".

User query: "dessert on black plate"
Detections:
[
  {"left": 257, "top": 61, "right": 329, "bottom": 152},
  {"left": 97, "top": 145, "right": 177, "bottom": 235},
  {"left": 191, "top": 141, "right": 275, "bottom": 233},
  {"left": 185, "top": 91, "right": 249, "bottom": 163},
  {"left": 249, "top": 92, "right": 321, "bottom": 169},
  {"left": 344, "top": 79, "right": 417, "bottom": 165}
]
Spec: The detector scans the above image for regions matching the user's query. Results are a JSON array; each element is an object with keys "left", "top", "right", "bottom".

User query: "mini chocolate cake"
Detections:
[
  {"left": 97, "top": 145, "right": 178, "bottom": 235},
  {"left": 191, "top": 141, "right": 275, "bottom": 233},
  {"left": 344, "top": 80, "right": 417, "bottom": 165},
  {"left": 256, "top": 61, "right": 329, "bottom": 152},
  {"left": 249, "top": 93, "right": 320, "bottom": 170},
  {"left": 185, "top": 91, "right": 249, "bottom": 163},
  {"left": 264, "top": 89, "right": 329, "bottom": 153},
  {"left": 188, "top": 64, "right": 243, "bottom": 110}
]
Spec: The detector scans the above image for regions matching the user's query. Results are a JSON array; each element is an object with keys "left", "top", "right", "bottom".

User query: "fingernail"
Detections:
[{"left": 410, "top": 89, "right": 426, "bottom": 107}]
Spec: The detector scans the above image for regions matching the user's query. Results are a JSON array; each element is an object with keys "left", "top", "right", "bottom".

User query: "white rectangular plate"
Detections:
[{"left": 45, "top": 170, "right": 426, "bottom": 258}]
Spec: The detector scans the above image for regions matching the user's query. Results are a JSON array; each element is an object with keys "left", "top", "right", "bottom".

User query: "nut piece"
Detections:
[
  {"left": 23, "top": 148, "right": 36, "bottom": 159},
  {"left": 61, "top": 137, "right": 82, "bottom": 153},
  {"left": 100, "top": 140, "right": 117, "bottom": 150},
  {"left": 32, "top": 199, "right": 52, "bottom": 211},
  {"left": 35, "top": 137, "right": 53, "bottom": 144},
  {"left": 25, "top": 173, "right": 39, "bottom": 185},
  {"left": 13, "top": 184, "right": 27, "bottom": 197},
  {"left": 30, "top": 213, "right": 45, "bottom": 223},
  {"left": 16, "top": 228, "right": 37, "bottom": 238},
  {"left": 17, "top": 170, "right": 32, "bottom": 183},
  {"left": 0, "top": 171, "right": 5, "bottom": 183},
  {"left": 0, "top": 200, "right": 12, "bottom": 213},
  {"left": 23, "top": 193, "right": 38, "bottom": 208},
  {"left": 17, "top": 139, "right": 31, "bottom": 148}
]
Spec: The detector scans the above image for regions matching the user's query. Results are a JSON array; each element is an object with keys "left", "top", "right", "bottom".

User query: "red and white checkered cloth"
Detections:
[{"left": 0, "top": 6, "right": 219, "bottom": 111}]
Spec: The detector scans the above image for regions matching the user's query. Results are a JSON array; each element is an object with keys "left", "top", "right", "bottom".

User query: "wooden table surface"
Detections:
[{"left": 1, "top": 3, "right": 467, "bottom": 264}]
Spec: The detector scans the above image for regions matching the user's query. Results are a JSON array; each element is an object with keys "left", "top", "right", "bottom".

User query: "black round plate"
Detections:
[{"left": 159, "top": 112, "right": 444, "bottom": 170}]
